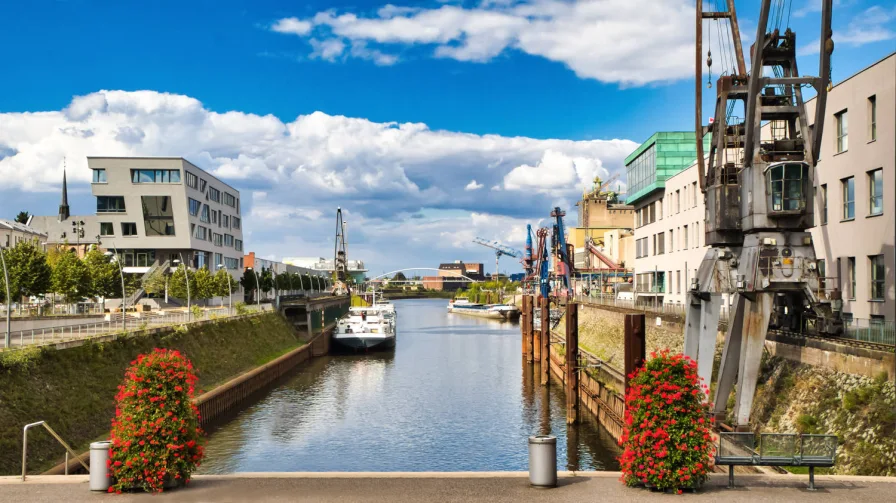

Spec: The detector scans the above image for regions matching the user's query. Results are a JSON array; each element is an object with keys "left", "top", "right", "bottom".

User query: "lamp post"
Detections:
[
  {"left": 246, "top": 267, "right": 260, "bottom": 305},
  {"left": 1, "top": 245, "right": 11, "bottom": 348},
  {"left": 217, "top": 264, "right": 232, "bottom": 315},
  {"left": 173, "top": 253, "right": 191, "bottom": 321},
  {"left": 104, "top": 247, "right": 126, "bottom": 332}
]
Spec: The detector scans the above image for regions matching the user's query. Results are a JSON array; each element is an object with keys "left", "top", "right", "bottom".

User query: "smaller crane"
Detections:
[{"left": 473, "top": 237, "right": 523, "bottom": 280}]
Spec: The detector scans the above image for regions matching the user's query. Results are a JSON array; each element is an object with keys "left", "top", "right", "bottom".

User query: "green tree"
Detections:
[
  {"left": 260, "top": 268, "right": 273, "bottom": 295},
  {"left": 141, "top": 266, "right": 168, "bottom": 297},
  {"left": 193, "top": 267, "right": 215, "bottom": 300},
  {"left": 83, "top": 248, "right": 120, "bottom": 310},
  {"left": 213, "top": 268, "right": 236, "bottom": 298},
  {"left": 51, "top": 249, "right": 89, "bottom": 304},
  {"left": 3, "top": 241, "right": 52, "bottom": 309},
  {"left": 393, "top": 271, "right": 407, "bottom": 282},
  {"left": 168, "top": 265, "right": 196, "bottom": 302},
  {"left": 14, "top": 211, "right": 29, "bottom": 224}
]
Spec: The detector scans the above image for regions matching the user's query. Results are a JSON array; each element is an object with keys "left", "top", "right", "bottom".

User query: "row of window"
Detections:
[
  {"left": 635, "top": 181, "right": 700, "bottom": 228},
  {"left": 635, "top": 222, "right": 703, "bottom": 258},
  {"left": 190, "top": 224, "right": 242, "bottom": 251},
  {"left": 819, "top": 168, "right": 884, "bottom": 223},
  {"left": 185, "top": 170, "right": 239, "bottom": 210},
  {"left": 130, "top": 169, "right": 182, "bottom": 184},
  {"left": 188, "top": 198, "right": 241, "bottom": 229},
  {"left": 839, "top": 255, "right": 886, "bottom": 302},
  {"left": 833, "top": 95, "right": 876, "bottom": 154}
]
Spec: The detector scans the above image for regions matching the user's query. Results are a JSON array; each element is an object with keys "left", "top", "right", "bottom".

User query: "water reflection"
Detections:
[{"left": 199, "top": 299, "right": 619, "bottom": 473}]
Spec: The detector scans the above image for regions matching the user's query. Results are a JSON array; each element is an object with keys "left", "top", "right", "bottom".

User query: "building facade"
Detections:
[
  {"left": 626, "top": 53, "right": 895, "bottom": 322},
  {"left": 284, "top": 257, "right": 368, "bottom": 283},
  {"left": 0, "top": 219, "right": 47, "bottom": 250}
]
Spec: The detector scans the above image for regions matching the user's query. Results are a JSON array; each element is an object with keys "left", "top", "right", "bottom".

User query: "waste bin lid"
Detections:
[
  {"left": 529, "top": 435, "right": 556, "bottom": 445},
  {"left": 90, "top": 441, "right": 112, "bottom": 449}
]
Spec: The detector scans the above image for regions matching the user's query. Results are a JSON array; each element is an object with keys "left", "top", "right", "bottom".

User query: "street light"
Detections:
[
  {"left": 217, "top": 264, "right": 233, "bottom": 315},
  {"left": 104, "top": 247, "right": 126, "bottom": 332},
  {"left": 172, "top": 253, "right": 191, "bottom": 321},
  {"left": 1, "top": 245, "right": 11, "bottom": 348},
  {"left": 246, "top": 267, "right": 260, "bottom": 305}
]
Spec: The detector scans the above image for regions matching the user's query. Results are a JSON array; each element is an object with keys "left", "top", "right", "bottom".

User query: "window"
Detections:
[
  {"left": 130, "top": 169, "right": 181, "bottom": 183},
  {"left": 676, "top": 270, "right": 681, "bottom": 295},
  {"left": 683, "top": 225, "right": 688, "bottom": 249},
  {"left": 194, "top": 225, "right": 208, "bottom": 241},
  {"left": 657, "top": 198, "right": 663, "bottom": 220},
  {"left": 835, "top": 110, "right": 848, "bottom": 153},
  {"left": 223, "top": 192, "right": 236, "bottom": 207},
  {"left": 224, "top": 234, "right": 234, "bottom": 247},
  {"left": 99, "top": 222, "right": 114, "bottom": 236},
  {"left": 868, "top": 169, "right": 883, "bottom": 216},
  {"left": 820, "top": 184, "right": 827, "bottom": 224},
  {"left": 232, "top": 217, "right": 241, "bottom": 230},
  {"left": 199, "top": 178, "right": 207, "bottom": 193},
  {"left": 692, "top": 182, "right": 697, "bottom": 207},
  {"left": 185, "top": 171, "right": 198, "bottom": 189},
  {"left": 842, "top": 177, "right": 854, "bottom": 220},
  {"left": 870, "top": 255, "right": 884, "bottom": 300},
  {"left": 676, "top": 190, "right": 680, "bottom": 213},
  {"left": 214, "top": 253, "right": 223, "bottom": 268},
  {"left": 209, "top": 187, "right": 221, "bottom": 203},
  {"left": 669, "top": 229, "right": 674, "bottom": 252},
  {"left": 188, "top": 198, "right": 201, "bottom": 216},
  {"left": 222, "top": 214, "right": 229, "bottom": 228},
  {"left": 868, "top": 96, "right": 876, "bottom": 141},
  {"left": 121, "top": 222, "right": 137, "bottom": 236},
  {"left": 92, "top": 169, "right": 107, "bottom": 183},
  {"left": 213, "top": 233, "right": 223, "bottom": 246},
  {"left": 768, "top": 163, "right": 807, "bottom": 212},
  {"left": 141, "top": 196, "right": 175, "bottom": 236},
  {"left": 200, "top": 204, "right": 210, "bottom": 223},
  {"left": 235, "top": 239, "right": 243, "bottom": 252},
  {"left": 224, "top": 257, "right": 239, "bottom": 269},
  {"left": 97, "top": 196, "right": 126, "bottom": 213},
  {"left": 847, "top": 257, "right": 856, "bottom": 300},
  {"left": 655, "top": 232, "right": 665, "bottom": 255}
]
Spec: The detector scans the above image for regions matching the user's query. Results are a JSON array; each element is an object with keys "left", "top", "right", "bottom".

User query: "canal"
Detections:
[{"left": 199, "top": 299, "right": 620, "bottom": 473}]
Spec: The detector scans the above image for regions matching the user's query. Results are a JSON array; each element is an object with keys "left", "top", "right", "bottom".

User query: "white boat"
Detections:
[
  {"left": 447, "top": 298, "right": 520, "bottom": 321},
  {"left": 333, "top": 292, "right": 397, "bottom": 351}
]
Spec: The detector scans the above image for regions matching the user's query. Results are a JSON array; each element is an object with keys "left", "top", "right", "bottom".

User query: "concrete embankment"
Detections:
[
  {"left": 0, "top": 312, "right": 319, "bottom": 476},
  {"left": 2, "top": 473, "right": 895, "bottom": 502}
]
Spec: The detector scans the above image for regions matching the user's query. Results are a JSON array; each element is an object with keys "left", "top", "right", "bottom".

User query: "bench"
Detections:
[{"left": 715, "top": 432, "right": 838, "bottom": 490}]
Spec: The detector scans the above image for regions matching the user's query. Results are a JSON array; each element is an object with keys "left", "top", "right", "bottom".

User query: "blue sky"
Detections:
[{"left": 0, "top": 0, "right": 893, "bottom": 273}]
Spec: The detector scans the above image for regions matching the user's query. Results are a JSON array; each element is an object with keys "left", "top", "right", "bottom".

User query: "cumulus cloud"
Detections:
[
  {"left": 269, "top": 0, "right": 695, "bottom": 85},
  {"left": 0, "top": 89, "right": 636, "bottom": 268},
  {"left": 798, "top": 4, "right": 896, "bottom": 55}
]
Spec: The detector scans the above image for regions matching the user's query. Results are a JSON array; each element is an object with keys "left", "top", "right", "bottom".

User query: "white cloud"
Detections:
[
  {"left": 271, "top": 17, "right": 313, "bottom": 36},
  {"left": 798, "top": 5, "right": 895, "bottom": 55},
  {"left": 0, "top": 89, "right": 635, "bottom": 269},
  {"left": 464, "top": 179, "right": 484, "bottom": 190},
  {"left": 309, "top": 38, "right": 346, "bottom": 61},
  {"left": 270, "top": 0, "right": 696, "bottom": 85}
]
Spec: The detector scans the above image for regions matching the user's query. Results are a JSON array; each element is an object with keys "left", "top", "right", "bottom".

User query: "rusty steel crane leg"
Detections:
[
  {"left": 732, "top": 292, "right": 773, "bottom": 429},
  {"left": 684, "top": 293, "right": 721, "bottom": 389},
  {"left": 713, "top": 294, "right": 746, "bottom": 420}
]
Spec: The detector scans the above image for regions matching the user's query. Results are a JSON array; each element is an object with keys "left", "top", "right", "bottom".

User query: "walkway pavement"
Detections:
[{"left": 1, "top": 472, "right": 894, "bottom": 502}]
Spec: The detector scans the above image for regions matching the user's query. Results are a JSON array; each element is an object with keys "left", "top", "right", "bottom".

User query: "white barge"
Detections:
[{"left": 447, "top": 299, "right": 520, "bottom": 321}]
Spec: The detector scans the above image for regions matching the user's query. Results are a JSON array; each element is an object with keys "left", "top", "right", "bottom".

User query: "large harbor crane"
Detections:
[
  {"left": 473, "top": 237, "right": 523, "bottom": 280},
  {"left": 687, "top": 0, "right": 835, "bottom": 429},
  {"left": 333, "top": 207, "right": 350, "bottom": 295}
]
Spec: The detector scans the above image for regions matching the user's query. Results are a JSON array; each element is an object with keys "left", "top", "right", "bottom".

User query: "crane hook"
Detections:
[{"left": 706, "top": 50, "right": 713, "bottom": 88}]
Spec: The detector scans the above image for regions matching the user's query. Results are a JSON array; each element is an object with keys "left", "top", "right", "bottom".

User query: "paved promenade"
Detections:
[{"left": 2, "top": 472, "right": 895, "bottom": 502}]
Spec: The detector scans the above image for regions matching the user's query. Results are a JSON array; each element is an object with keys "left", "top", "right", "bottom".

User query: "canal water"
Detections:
[{"left": 198, "top": 299, "right": 620, "bottom": 473}]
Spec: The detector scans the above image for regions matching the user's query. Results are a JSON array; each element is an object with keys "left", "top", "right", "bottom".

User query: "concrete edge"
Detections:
[{"left": 4, "top": 472, "right": 896, "bottom": 485}]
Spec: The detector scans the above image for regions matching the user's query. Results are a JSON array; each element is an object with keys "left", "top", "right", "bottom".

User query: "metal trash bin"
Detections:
[
  {"left": 528, "top": 435, "right": 557, "bottom": 487},
  {"left": 89, "top": 441, "right": 112, "bottom": 491}
]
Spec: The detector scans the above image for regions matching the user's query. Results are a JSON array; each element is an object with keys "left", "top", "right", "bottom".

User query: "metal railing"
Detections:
[
  {"left": 22, "top": 421, "right": 89, "bottom": 481},
  {"left": 843, "top": 317, "right": 895, "bottom": 346},
  {"left": 573, "top": 293, "right": 732, "bottom": 322},
  {"left": 3, "top": 304, "right": 272, "bottom": 350}
]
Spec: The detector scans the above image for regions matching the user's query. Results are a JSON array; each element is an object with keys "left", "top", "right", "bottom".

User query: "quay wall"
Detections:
[{"left": 0, "top": 312, "right": 315, "bottom": 476}]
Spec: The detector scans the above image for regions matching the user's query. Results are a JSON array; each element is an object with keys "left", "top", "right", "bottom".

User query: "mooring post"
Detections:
[
  {"left": 540, "top": 297, "right": 550, "bottom": 386},
  {"left": 565, "top": 301, "right": 578, "bottom": 424},
  {"left": 624, "top": 313, "right": 646, "bottom": 395},
  {"left": 531, "top": 297, "right": 541, "bottom": 362},
  {"left": 526, "top": 295, "right": 535, "bottom": 364},
  {"left": 521, "top": 295, "right": 530, "bottom": 359}
]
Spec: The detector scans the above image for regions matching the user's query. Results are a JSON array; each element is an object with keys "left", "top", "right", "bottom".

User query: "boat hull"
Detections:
[
  {"left": 448, "top": 307, "right": 520, "bottom": 321},
  {"left": 332, "top": 334, "right": 396, "bottom": 351}
]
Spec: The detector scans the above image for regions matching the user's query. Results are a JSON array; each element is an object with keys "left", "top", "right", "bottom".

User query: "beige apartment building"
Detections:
[
  {"left": 0, "top": 219, "right": 47, "bottom": 250},
  {"left": 628, "top": 53, "right": 894, "bottom": 323}
]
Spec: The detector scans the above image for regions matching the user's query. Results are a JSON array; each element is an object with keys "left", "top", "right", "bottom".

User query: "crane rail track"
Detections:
[{"left": 768, "top": 328, "right": 895, "bottom": 352}]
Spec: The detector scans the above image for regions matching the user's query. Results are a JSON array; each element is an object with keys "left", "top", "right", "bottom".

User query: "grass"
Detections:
[{"left": 0, "top": 312, "right": 305, "bottom": 475}]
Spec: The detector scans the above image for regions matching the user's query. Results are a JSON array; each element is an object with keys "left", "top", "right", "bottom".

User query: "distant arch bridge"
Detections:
[{"left": 365, "top": 268, "right": 481, "bottom": 285}]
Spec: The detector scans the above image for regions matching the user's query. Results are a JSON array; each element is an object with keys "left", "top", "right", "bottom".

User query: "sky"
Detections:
[{"left": 0, "top": 0, "right": 893, "bottom": 275}]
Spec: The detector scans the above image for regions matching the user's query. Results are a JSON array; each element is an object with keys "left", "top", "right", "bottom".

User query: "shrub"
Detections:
[
  {"left": 234, "top": 302, "right": 248, "bottom": 316},
  {"left": 108, "top": 348, "right": 204, "bottom": 493},
  {"left": 619, "top": 350, "right": 714, "bottom": 492}
]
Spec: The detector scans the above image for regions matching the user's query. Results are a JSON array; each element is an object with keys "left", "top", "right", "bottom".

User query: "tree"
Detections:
[
  {"left": 51, "top": 249, "right": 89, "bottom": 304},
  {"left": 260, "top": 268, "right": 273, "bottom": 295},
  {"left": 240, "top": 270, "right": 258, "bottom": 302},
  {"left": 3, "top": 241, "right": 52, "bottom": 309},
  {"left": 14, "top": 211, "right": 29, "bottom": 224},
  {"left": 393, "top": 271, "right": 407, "bottom": 282},
  {"left": 212, "top": 268, "right": 236, "bottom": 298},
  {"left": 83, "top": 248, "right": 120, "bottom": 309},
  {"left": 141, "top": 266, "right": 168, "bottom": 297},
  {"left": 168, "top": 265, "right": 196, "bottom": 302},
  {"left": 192, "top": 267, "right": 215, "bottom": 301}
]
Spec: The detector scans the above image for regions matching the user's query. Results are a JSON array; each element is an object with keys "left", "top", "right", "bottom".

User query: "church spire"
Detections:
[{"left": 58, "top": 159, "right": 70, "bottom": 221}]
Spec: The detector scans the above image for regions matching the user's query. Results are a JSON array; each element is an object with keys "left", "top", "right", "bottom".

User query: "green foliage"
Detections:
[
  {"left": 260, "top": 268, "right": 273, "bottom": 293},
  {"left": 14, "top": 211, "right": 29, "bottom": 224},
  {"left": 2, "top": 240, "right": 52, "bottom": 302},
  {"left": 83, "top": 248, "right": 120, "bottom": 301},
  {"left": 50, "top": 249, "right": 88, "bottom": 303},
  {"left": 234, "top": 302, "right": 248, "bottom": 316},
  {"left": 393, "top": 272, "right": 407, "bottom": 281},
  {"left": 141, "top": 266, "right": 168, "bottom": 297},
  {"left": 0, "top": 346, "right": 43, "bottom": 371},
  {"left": 795, "top": 414, "right": 819, "bottom": 434},
  {"left": 192, "top": 267, "right": 214, "bottom": 300},
  {"left": 190, "top": 305, "right": 203, "bottom": 320},
  {"left": 212, "top": 268, "right": 235, "bottom": 298},
  {"left": 168, "top": 266, "right": 196, "bottom": 301}
]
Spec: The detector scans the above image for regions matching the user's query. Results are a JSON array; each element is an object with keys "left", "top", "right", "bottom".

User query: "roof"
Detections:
[
  {"left": 0, "top": 219, "right": 48, "bottom": 237},
  {"left": 27, "top": 215, "right": 100, "bottom": 244}
]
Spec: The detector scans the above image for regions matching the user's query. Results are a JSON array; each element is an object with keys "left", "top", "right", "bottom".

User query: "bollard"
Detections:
[
  {"left": 89, "top": 441, "right": 112, "bottom": 491},
  {"left": 528, "top": 435, "right": 557, "bottom": 487}
]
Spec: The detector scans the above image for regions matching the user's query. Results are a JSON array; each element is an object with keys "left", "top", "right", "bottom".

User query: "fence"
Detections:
[
  {"left": 843, "top": 317, "right": 896, "bottom": 346},
  {"left": 573, "top": 293, "right": 733, "bottom": 322},
  {"left": 2, "top": 304, "right": 272, "bottom": 350}
]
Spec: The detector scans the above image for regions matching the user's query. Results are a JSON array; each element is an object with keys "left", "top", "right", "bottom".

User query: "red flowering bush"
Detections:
[
  {"left": 619, "top": 350, "right": 714, "bottom": 492},
  {"left": 108, "top": 348, "right": 205, "bottom": 493}
]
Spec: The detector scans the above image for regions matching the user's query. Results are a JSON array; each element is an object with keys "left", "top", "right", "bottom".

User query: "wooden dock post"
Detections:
[
  {"left": 565, "top": 301, "right": 578, "bottom": 424},
  {"left": 526, "top": 295, "right": 535, "bottom": 363},
  {"left": 532, "top": 299, "right": 541, "bottom": 362},
  {"left": 540, "top": 297, "right": 550, "bottom": 386},
  {"left": 624, "top": 313, "right": 646, "bottom": 395},
  {"left": 521, "top": 295, "right": 530, "bottom": 359}
]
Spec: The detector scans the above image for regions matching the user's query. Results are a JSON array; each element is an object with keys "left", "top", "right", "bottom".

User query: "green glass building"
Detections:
[{"left": 624, "top": 132, "right": 708, "bottom": 205}]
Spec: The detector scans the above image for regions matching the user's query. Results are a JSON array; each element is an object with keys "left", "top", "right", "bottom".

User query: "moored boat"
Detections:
[
  {"left": 333, "top": 292, "right": 397, "bottom": 351},
  {"left": 447, "top": 298, "right": 520, "bottom": 321}
]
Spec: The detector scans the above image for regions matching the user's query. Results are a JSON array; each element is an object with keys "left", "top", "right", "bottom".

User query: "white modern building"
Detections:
[{"left": 627, "top": 53, "right": 895, "bottom": 323}]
